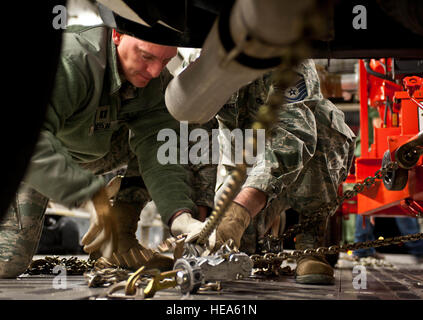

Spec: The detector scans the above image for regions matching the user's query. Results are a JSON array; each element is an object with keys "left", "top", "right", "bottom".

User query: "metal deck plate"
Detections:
[{"left": 0, "top": 253, "right": 422, "bottom": 300}]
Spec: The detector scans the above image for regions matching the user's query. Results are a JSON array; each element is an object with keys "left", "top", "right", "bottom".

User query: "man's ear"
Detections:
[{"left": 112, "top": 29, "right": 122, "bottom": 45}]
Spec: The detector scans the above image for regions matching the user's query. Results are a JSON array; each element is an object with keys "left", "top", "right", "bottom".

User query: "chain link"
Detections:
[
  {"left": 25, "top": 256, "right": 95, "bottom": 275},
  {"left": 24, "top": 161, "right": 422, "bottom": 284},
  {"left": 252, "top": 161, "right": 423, "bottom": 271},
  {"left": 279, "top": 161, "right": 400, "bottom": 242},
  {"left": 251, "top": 232, "right": 423, "bottom": 270}
]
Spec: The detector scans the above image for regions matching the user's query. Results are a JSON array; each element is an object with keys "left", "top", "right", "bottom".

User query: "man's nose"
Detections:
[{"left": 147, "top": 60, "right": 163, "bottom": 78}]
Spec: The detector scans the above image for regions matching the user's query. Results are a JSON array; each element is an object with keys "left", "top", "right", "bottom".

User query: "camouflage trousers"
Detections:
[
  {"left": 238, "top": 193, "right": 331, "bottom": 255},
  {"left": 0, "top": 126, "right": 152, "bottom": 278},
  {"left": 217, "top": 166, "right": 333, "bottom": 255}
]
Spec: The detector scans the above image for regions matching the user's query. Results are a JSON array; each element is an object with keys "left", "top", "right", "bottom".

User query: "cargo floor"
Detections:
[{"left": 0, "top": 253, "right": 422, "bottom": 300}]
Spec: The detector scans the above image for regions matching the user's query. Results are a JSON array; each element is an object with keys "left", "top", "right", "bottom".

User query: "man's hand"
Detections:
[
  {"left": 170, "top": 211, "right": 216, "bottom": 246},
  {"left": 212, "top": 187, "right": 265, "bottom": 251},
  {"left": 214, "top": 201, "right": 251, "bottom": 250},
  {"left": 81, "top": 187, "right": 118, "bottom": 258}
]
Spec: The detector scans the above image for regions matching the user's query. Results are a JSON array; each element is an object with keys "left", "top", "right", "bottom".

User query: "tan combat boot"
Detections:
[
  {"left": 295, "top": 255, "right": 334, "bottom": 285},
  {"left": 95, "top": 202, "right": 173, "bottom": 271},
  {"left": 295, "top": 232, "right": 334, "bottom": 285}
]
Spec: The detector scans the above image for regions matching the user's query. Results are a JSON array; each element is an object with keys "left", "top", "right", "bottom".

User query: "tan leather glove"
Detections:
[
  {"left": 82, "top": 177, "right": 173, "bottom": 271},
  {"left": 102, "top": 201, "right": 173, "bottom": 271},
  {"left": 214, "top": 201, "right": 251, "bottom": 250},
  {"left": 81, "top": 187, "right": 118, "bottom": 258}
]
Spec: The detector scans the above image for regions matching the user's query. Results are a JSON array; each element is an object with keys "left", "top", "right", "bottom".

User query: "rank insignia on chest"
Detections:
[
  {"left": 284, "top": 76, "right": 308, "bottom": 103},
  {"left": 91, "top": 105, "right": 111, "bottom": 134}
]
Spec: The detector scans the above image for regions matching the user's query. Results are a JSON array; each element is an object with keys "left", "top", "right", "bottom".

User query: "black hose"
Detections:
[{"left": 363, "top": 59, "right": 395, "bottom": 82}]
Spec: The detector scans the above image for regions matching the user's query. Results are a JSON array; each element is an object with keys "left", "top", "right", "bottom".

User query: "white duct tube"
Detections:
[
  {"left": 165, "top": 20, "right": 265, "bottom": 123},
  {"left": 165, "top": 0, "right": 314, "bottom": 124}
]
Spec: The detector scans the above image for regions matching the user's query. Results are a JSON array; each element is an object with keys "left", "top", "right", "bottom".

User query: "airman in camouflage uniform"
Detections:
[
  {"left": 215, "top": 59, "right": 356, "bottom": 284},
  {"left": 0, "top": 25, "right": 213, "bottom": 278}
]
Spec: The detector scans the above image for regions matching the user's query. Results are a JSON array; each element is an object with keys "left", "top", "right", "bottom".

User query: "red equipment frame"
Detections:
[{"left": 344, "top": 59, "right": 423, "bottom": 218}]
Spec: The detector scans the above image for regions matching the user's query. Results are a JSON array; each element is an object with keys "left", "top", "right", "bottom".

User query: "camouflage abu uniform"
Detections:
[
  {"left": 217, "top": 59, "right": 356, "bottom": 253},
  {"left": 186, "top": 120, "right": 219, "bottom": 213},
  {"left": 0, "top": 25, "right": 210, "bottom": 277}
]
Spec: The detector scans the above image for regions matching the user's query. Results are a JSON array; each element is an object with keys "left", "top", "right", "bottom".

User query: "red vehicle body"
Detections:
[{"left": 342, "top": 59, "right": 423, "bottom": 219}]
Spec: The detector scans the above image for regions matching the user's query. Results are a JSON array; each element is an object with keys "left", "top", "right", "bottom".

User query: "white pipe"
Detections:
[{"left": 165, "top": 0, "right": 314, "bottom": 124}]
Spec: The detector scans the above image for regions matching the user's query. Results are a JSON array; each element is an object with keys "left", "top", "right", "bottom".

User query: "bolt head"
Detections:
[{"left": 176, "top": 271, "right": 188, "bottom": 285}]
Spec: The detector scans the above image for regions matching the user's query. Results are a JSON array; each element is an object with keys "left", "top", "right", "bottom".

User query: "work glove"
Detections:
[
  {"left": 170, "top": 212, "right": 216, "bottom": 248},
  {"left": 82, "top": 176, "right": 173, "bottom": 271},
  {"left": 81, "top": 181, "right": 119, "bottom": 258},
  {"left": 214, "top": 201, "right": 251, "bottom": 250},
  {"left": 100, "top": 201, "right": 174, "bottom": 271}
]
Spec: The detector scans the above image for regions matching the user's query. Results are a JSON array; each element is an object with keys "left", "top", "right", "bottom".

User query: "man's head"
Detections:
[{"left": 112, "top": 30, "right": 177, "bottom": 88}]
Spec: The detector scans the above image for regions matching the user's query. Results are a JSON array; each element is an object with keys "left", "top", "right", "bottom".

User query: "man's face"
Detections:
[{"left": 113, "top": 30, "right": 177, "bottom": 88}]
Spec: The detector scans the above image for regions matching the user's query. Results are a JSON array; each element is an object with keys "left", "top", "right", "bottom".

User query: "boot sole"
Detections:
[{"left": 295, "top": 274, "right": 335, "bottom": 285}]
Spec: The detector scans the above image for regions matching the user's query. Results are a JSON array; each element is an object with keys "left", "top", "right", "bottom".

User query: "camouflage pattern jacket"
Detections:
[{"left": 217, "top": 60, "right": 356, "bottom": 214}]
